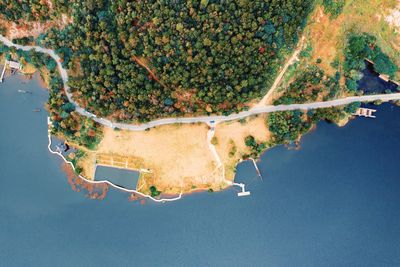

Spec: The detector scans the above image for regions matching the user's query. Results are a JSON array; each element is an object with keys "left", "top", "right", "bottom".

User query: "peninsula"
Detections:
[{"left": 0, "top": 0, "right": 399, "bottom": 201}]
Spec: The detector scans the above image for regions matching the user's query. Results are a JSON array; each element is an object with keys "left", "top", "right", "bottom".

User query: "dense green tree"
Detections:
[
  {"left": 274, "top": 65, "right": 341, "bottom": 105},
  {"left": 28, "top": 0, "right": 315, "bottom": 122},
  {"left": 322, "top": 0, "right": 345, "bottom": 18},
  {"left": 0, "top": 0, "right": 67, "bottom": 22},
  {"left": 344, "top": 33, "right": 398, "bottom": 92},
  {"left": 268, "top": 110, "right": 311, "bottom": 144}
]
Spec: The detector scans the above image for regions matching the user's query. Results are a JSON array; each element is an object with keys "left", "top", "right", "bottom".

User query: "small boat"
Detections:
[
  {"left": 64, "top": 143, "right": 70, "bottom": 152},
  {"left": 18, "top": 89, "right": 32, "bottom": 94},
  {"left": 33, "top": 108, "right": 41, "bottom": 112}
]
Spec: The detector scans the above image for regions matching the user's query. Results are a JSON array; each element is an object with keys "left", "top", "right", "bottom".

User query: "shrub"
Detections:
[
  {"left": 149, "top": 186, "right": 161, "bottom": 197},
  {"left": 322, "top": 0, "right": 345, "bottom": 18}
]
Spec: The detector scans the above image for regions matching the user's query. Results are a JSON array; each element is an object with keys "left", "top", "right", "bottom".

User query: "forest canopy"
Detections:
[
  {"left": 31, "top": 0, "right": 315, "bottom": 122},
  {"left": 0, "top": 0, "right": 69, "bottom": 22}
]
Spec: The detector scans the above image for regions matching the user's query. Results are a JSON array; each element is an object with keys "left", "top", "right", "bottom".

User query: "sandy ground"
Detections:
[
  {"left": 20, "top": 63, "right": 50, "bottom": 88},
  {"left": 20, "top": 63, "right": 36, "bottom": 75},
  {"left": 76, "top": 116, "right": 271, "bottom": 195},
  {"left": 214, "top": 115, "right": 270, "bottom": 180},
  {"left": 85, "top": 124, "right": 221, "bottom": 194}
]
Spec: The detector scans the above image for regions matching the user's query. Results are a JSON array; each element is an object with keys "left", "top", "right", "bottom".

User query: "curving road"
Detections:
[{"left": 1, "top": 35, "right": 400, "bottom": 131}]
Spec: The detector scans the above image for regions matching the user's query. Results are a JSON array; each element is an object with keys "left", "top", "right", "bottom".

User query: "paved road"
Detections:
[{"left": 2, "top": 35, "right": 400, "bottom": 131}]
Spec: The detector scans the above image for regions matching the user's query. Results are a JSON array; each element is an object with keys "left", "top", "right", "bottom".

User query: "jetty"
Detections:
[
  {"left": 0, "top": 61, "right": 6, "bottom": 82},
  {"left": 353, "top": 108, "right": 376, "bottom": 118},
  {"left": 250, "top": 158, "right": 263, "bottom": 181},
  {"left": 235, "top": 182, "right": 251, "bottom": 197},
  {"left": 0, "top": 60, "right": 22, "bottom": 82}
]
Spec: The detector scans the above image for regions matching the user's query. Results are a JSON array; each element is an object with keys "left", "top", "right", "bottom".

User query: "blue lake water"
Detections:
[
  {"left": 94, "top": 165, "right": 140, "bottom": 189},
  {"left": 1, "top": 74, "right": 400, "bottom": 266},
  {"left": 358, "top": 61, "right": 398, "bottom": 93}
]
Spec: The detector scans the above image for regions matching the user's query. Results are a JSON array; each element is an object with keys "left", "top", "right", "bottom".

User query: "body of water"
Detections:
[
  {"left": 358, "top": 61, "right": 398, "bottom": 93},
  {"left": 94, "top": 165, "right": 140, "bottom": 189},
  {"left": 1, "top": 74, "right": 400, "bottom": 266}
]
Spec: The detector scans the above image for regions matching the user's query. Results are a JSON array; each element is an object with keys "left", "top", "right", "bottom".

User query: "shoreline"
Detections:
[
  {"left": 50, "top": 125, "right": 242, "bottom": 202},
  {"left": 1, "top": 34, "right": 395, "bottom": 203},
  {"left": 50, "top": 131, "right": 242, "bottom": 202},
  {"left": 47, "top": 129, "right": 183, "bottom": 203}
]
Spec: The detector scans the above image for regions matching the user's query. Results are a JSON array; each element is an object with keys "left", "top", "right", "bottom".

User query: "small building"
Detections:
[
  {"left": 1, "top": 60, "right": 23, "bottom": 82},
  {"left": 7, "top": 60, "right": 22, "bottom": 70}
]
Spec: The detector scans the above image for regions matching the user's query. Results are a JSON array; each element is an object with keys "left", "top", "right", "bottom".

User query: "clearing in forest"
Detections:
[{"left": 307, "top": 0, "right": 400, "bottom": 79}]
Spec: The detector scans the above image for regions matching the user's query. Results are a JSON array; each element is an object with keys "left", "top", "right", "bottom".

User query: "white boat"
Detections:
[{"left": 18, "top": 89, "right": 32, "bottom": 94}]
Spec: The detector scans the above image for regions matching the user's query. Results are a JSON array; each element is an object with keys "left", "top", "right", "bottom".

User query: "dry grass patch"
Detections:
[
  {"left": 88, "top": 124, "right": 219, "bottom": 194},
  {"left": 343, "top": 0, "right": 400, "bottom": 70},
  {"left": 76, "top": 118, "right": 272, "bottom": 195},
  {"left": 308, "top": 7, "right": 344, "bottom": 76},
  {"left": 79, "top": 152, "right": 96, "bottom": 180},
  {"left": 306, "top": 0, "right": 400, "bottom": 79},
  {"left": 214, "top": 115, "right": 270, "bottom": 180},
  {"left": 20, "top": 63, "right": 36, "bottom": 75}
]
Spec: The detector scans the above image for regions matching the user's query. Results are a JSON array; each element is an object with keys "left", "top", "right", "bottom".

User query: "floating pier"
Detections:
[
  {"left": 238, "top": 191, "right": 251, "bottom": 197},
  {"left": 353, "top": 108, "right": 376, "bottom": 118},
  {"left": 234, "top": 182, "right": 251, "bottom": 197}
]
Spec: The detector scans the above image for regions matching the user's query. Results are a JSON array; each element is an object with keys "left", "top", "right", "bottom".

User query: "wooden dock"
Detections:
[
  {"left": 0, "top": 61, "right": 6, "bottom": 83},
  {"left": 0, "top": 60, "right": 21, "bottom": 83},
  {"left": 353, "top": 108, "right": 376, "bottom": 118}
]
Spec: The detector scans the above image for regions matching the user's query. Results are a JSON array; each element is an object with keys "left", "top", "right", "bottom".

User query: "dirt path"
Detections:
[
  {"left": 252, "top": 35, "right": 305, "bottom": 108},
  {"left": 132, "top": 55, "right": 166, "bottom": 88}
]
